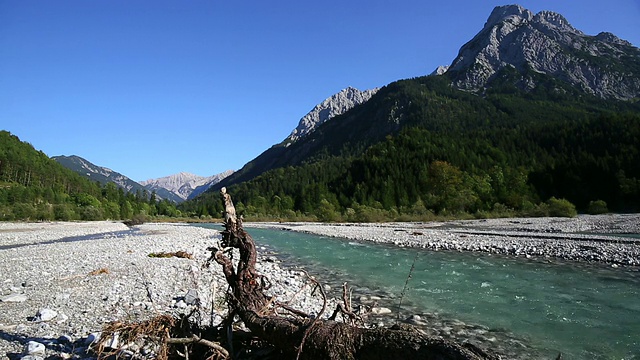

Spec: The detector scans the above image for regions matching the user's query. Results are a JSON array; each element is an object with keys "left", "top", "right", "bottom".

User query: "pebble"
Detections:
[
  {"left": 35, "top": 309, "right": 58, "bottom": 322},
  {"left": 1, "top": 293, "right": 28, "bottom": 302},
  {"left": 25, "top": 341, "right": 46, "bottom": 355}
]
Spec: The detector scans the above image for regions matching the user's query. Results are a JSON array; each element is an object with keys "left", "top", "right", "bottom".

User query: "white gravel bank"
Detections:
[
  {"left": 0, "top": 222, "right": 325, "bottom": 359},
  {"left": 249, "top": 214, "right": 640, "bottom": 266}
]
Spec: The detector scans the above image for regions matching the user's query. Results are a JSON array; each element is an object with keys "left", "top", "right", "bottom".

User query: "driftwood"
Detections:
[{"left": 210, "top": 188, "right": 498, "bottom": 360}]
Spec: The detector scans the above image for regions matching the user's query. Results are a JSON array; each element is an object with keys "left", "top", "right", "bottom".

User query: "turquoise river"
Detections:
[{"left": 199, "top": 225, "right": 640, "bottom": 359}]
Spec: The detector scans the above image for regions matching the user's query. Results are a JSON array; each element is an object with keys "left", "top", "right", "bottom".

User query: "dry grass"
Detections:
[
  {"left": 97, "top": 314, "right": 177, "bottom": 360},
  {"left": 148, "top": 251, "right": 194, "bottom": 259},
  {"left": 88, "top": 268, "right": 110, "bottom": 276}
]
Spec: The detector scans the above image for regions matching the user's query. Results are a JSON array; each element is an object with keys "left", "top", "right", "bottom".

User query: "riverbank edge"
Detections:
[{"left": 246, "top": 214, "right": 640, "bottom": 266}]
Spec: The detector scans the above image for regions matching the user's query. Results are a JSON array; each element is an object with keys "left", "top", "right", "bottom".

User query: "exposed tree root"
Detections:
[{"left": 96, "top": 188, "right": 502, "bottom": 359}]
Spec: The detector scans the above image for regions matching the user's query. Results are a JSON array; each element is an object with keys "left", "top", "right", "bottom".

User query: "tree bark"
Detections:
[{"left": 212, "top": 188, "right": 497, "bottom": 360}]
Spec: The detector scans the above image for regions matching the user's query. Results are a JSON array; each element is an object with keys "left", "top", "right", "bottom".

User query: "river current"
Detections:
[{"left": 199, "top": 225, "right": 640, "bottom": 359}]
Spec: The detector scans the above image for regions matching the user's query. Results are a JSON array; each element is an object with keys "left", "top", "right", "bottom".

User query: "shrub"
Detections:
[
  {"left": 79, "top": 205, "right": 104, "bottom": 221},
  {"left": 54, "top": 204, "right": 76, "bottom": 221},
  {"left": 546, "top": 197, "right": 577, "bottom": 217},
  {"left": 523, "top": 203, "right": 550, "bottom": 217},
  {"left": 587, "top": 200, "right": 608, "bottom": 215}
]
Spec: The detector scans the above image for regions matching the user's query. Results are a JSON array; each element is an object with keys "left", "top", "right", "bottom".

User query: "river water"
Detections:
[{"left": 201, "top": 225, "right": 640, "bottom": 359}]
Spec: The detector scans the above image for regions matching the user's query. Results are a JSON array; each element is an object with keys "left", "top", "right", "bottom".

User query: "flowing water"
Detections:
[{"left": 201, "top": 225, "right": 640, "bottom": 359}]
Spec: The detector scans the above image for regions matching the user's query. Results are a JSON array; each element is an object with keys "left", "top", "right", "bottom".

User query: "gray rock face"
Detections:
[
  {"left": 285, "top": 87, "right": 379, "bottom": 145},
  {"left": 141, "top": 170, "right": 234, "bottom": 201},
  {"left": 447, "top": 4, "right": 640, "bottom": 100}
]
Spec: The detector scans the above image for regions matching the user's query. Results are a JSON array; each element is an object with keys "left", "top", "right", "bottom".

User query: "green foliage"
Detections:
[
  {"left": 587, "top": 200, "right": 609, "bottom": 215},
  {"left": 546, "top": 197, "right": 578, "bottom": 218},
  {"left": 182, "top": 75, "right": 640, "bottom": 221},
  {"left": 0, "top": 131, "right": 180, "bottom": 221}
]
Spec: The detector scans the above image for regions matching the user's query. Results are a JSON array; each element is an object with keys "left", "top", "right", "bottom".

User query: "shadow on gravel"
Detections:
[
  {"left": 0, "top": 229, "right": 141, "bottom": 251},
  {"left": 1, "top": 329, "right": 91, "bottom": 360}
]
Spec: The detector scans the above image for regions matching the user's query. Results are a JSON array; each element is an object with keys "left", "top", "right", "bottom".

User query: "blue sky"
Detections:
[{"left": 2, "top": 1, "right": 639, "bottom": 182}]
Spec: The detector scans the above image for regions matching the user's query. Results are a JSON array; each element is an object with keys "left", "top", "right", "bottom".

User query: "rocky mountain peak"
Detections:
[
  {"left": 596, "top": 31, "right": 632, "bottom": 46},
  {"left": 141, "top": 170, "right": 233, "bottom": 202},
  {"left": 446, "top": 4, "right": 640, "bottom": 100},
  {"left": 285, "top": 86, "right": 379, "bottom": 144},
  {"left": 483, "top": 4, "right": 533, "bottom": 30}
]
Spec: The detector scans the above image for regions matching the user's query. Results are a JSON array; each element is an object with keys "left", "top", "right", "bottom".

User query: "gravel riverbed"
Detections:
[
  {"left": 0, "top": 222, "right": 327, "bottom": 359},
  {"left": 249, "top": 214, "right": 640, "bottom": 266},
  {"left": 1, "top": 215, "right": 638, "bottom": 359}
]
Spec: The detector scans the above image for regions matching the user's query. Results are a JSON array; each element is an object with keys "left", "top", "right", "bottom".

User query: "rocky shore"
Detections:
[
  {"left": 1, "top": 215, "right": 638, "bottom": 359},
  {"left": 0, "top": 222, "right": 326, "bottom": 359},
  {"left": 250, "top": 214, "right": 640, "bottom": 266}
]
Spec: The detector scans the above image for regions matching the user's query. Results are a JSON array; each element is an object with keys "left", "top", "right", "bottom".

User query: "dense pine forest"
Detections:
[
  {"left": 0, "top": 131, "right": 179, "bottom": 221},
  {"left": 181, "top": 76, "right": 640, "bottom": 221}
]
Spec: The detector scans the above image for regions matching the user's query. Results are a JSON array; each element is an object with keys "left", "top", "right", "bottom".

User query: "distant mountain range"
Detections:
[
  {"left": 53, "top": 155, "right": 232, "bottom": 203},
  {"left": 141, "top": 171, "right": 234, "bottom": 202},
  {"left": 21, "top": 4, "right": 640, "bottom": 218},
  {"left": 52, "top": 155, "right": 147, "bottom": 194}
]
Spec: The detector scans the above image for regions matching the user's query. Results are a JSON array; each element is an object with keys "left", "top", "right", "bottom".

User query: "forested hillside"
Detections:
[
  {"left": 181, "top": 76, "right": 640, "bottom": 221},
  {"left": 0, "top": 131, "right": 179, "bottom": 221}
]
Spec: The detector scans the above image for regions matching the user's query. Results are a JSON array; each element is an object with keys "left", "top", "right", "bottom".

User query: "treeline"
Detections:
[
  {"left": 0, "top": 131, "right": 180, "bottom": 221},
  {"left": 181, "top": 76, "right": 640, "bottom": 221}
]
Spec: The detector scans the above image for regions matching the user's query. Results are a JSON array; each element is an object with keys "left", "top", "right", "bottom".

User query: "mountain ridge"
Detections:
[
  {"left": 52, "top": 155, "right": 147, "bottom": 194},
  {"left": 180, "top": 4, "right": 640, "bottom": 218},
  {"left": 445, "top": 4, "right": 640, "bottom": 100},
  {"left": 141, "top": 170, "right": 234, "bottom": 202},
  {"left": 285, "top": 87, "right": 379, "bottom": 145},
  {"left": 212, "top": 86, "right": 379, "bottom": 191}
]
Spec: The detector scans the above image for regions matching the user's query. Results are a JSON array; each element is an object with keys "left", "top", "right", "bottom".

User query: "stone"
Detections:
[
  {"left": 184, "top": 289, "right": 199, "bottom": 305},
  {"left": 85, "top": 332, "right": 101, "bottom": 345},
  {"left": 35, "top": 308, "right": 57, "bottom": 322},
  {"left": 56, "top": 313, "right": 69, "bottom": 324},
  {"left": 1, "top": 293, "right": 28, "bottom": 302},
  {"left": 370, "top": 307, "right": 392, "bottom": 315},
  {"left": 25, "top": 341, "right": 46, "bottom": 355}
]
